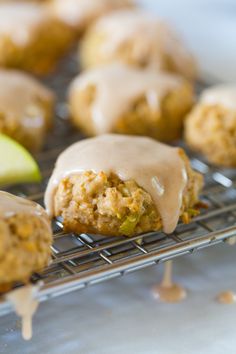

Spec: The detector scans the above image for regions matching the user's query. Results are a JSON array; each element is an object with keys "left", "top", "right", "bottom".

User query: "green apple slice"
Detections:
[{"left": 0, "top": 134, "right": 41, "bottom": 186}]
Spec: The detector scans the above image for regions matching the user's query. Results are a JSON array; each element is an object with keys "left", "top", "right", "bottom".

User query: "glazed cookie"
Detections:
[
  {"left": 45, "top": 134, "right": 203, "bottom": 237},
  {"left": 0, "top": 2, "right": 74, "bottom": 74},
  {"left": 0, "top": 191, "right": 52, "bottom": 290},
  {"left": 80, "top": 9, "right": 197, "bottom": 80},
  {"left": 48, "top": 0, "right": 134, "bottom": 34},
  {"left": 185, "top": 84, "right": 236, "bottom": 167},
  {"left": 0, "top": 69, "right": 54, "bottom": 151},
  {"left": 68, "top": 63, "right": 194, "bottom": 141}
]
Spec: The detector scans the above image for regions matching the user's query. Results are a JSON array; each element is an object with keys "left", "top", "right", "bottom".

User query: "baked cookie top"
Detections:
[
  {"left": 200, "top": 84, "right": 236, "bottom": 111},
  {"left": 49, "top": 0, "right": 133, "bottom": 29},
  {"left": 0, "top": 69, "right": 54, "bottom": 124},
  {"left": 0, "top": 191, "right": 50, "bottom": 226},
  {"left": 69, "top": 63, "right": 184, "bottom": 134},
  {"left": 0, "top": 191, "right": 48, "bottom": 219},
  {"left": 82, "top": 9, "right": 196, "bottom": 78}
]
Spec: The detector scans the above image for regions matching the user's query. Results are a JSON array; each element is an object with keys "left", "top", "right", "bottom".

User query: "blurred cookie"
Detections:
[
  {"left": 0, "top": 2, "right": 74, "bottom": 74},
  {"left": 80, "top": 9, "right": 197, "bottom": 80},
  {"left": 0, "top": 69, "right": 54, "bottom": 151},
  {"left": 68, "top": 63, "right": 194, "bottom": 141},
  {"left": 48, "top": 0, "right": 134, "bottom": 34},
  {"left": 0, "top": 191, "right": 52, "bottom": 289},
  {"left": 185, "top": 84, "right": 236, "bottom": 167}
]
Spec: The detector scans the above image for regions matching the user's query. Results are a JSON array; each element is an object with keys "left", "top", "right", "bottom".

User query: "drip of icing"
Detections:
[
  {"left": 70, "top": 64, "right": 182, "bottom": 134},
  {"left": 44, "top": 134, "right": 188, "bottom": 234},
  {"left": 152, "top": 261, "right": 187, "bottom": 303},
  {"left": 6, "top": 285, "right": 39, "bottom": 340},
  {"left": 216, "top": 291, "right": 236, "bottom": 305},
  {"left": 0, "top": 191, "right": 51, "bottom": 232},
  {"left": 0, "top": 69, "right": 53, "bottom": 127},
  {"left": 50, "top": 0, "right": 132, "bottom": 27},
  {"left": 92, "top": 9, "right": 195, "bottom": 77},
  {"left": 200, "top": 84, "right": 236, "bottom": 111},
  {"left": 0, "top": 3, "right": 47, "bottom": 46}
]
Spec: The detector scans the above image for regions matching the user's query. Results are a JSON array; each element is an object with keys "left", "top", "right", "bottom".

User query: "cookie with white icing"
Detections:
[
  {"left": 0, "top": 192, "right": 52, "bottom": 291},
  {"left": 185, "top": 84, "right": 236, "bottom": 167},
  {"left": 45, "top": 134, "right": 203, "bottom": 237},
  {"left": 80, "top": 9, "right": 197, "bottom": 80},
  {"left": 48, "top": 0, "right": 134, "bottom": 34},
  {"left": 0, "top": 69, "right": 54, "bottom": 151},
  {"left": 68, "top": 63, "right": 194, "bottom": 141},
  {"left": 0, "top": 2, "right": 74, "bottom": 74}
]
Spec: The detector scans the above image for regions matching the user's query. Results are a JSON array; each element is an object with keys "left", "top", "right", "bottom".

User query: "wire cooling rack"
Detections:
[{"left": 0, "top": 54, "right": 236, "bottom": 316}]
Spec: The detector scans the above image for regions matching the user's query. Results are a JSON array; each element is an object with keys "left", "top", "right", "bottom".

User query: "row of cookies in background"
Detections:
[
  {"left": 0, "top": 0, "right": 134, "bottom": 74},
  {"left": 0, "top": 0, "right": 195, "bottom": 76},
  {"left": 0, "top": 0, "right": 235, "bottom": 167},
  {"left": 69, "top": 65, "right": 236, "bottom": 167}
]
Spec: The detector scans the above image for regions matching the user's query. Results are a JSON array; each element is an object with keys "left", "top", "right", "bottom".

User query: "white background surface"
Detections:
[{"left": 1, "top": 1, "right": 236, "bottom": 353}]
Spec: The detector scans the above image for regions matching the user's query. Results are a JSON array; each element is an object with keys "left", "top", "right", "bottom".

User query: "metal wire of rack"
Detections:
[{"left": 0, "top": 55, "right": 236, "bottom": 317}]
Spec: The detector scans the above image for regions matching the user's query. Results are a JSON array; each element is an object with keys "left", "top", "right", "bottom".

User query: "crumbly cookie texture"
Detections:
[
  {"left": 48, "top": 0, "right": 134, "bottom": 34},
  {"left": 80, "top": 10, "right": 197, "bottom": 80},
  {"left": 0, "top": 2, "right": 74, "bottom": 74},
  {"left": 53, "top": 152, "right": 203, "bottom": 237},
  {"left": 68, "top": 64, "right": 194, "bottom": 141},
  {"left": 0, "top": 194, "right": 52, "bottom": 290},
  {"left": 0, "top": 69, "right": 54, "bottom": 151},
  {"left": 185, "top": 84, "right": 236, "bottom": 168}
]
